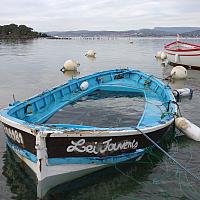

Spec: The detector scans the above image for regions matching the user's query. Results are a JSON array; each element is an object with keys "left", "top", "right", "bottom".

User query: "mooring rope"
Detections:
[{"left": 135, "top": 127, "right": 200, "bottom": 183}]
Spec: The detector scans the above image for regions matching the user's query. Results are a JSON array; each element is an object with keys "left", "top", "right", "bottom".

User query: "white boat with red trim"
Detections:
[{"left": 164, "top": 39, "right": 200, "bottom": 70}]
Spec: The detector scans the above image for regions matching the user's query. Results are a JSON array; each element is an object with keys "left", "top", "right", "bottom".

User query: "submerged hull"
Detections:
[
  {"left": 164, "top": 41, "right": 200, "bottom": 70},
  {"left": 0, "top": 69, "right": 177, "bottom": 199}
]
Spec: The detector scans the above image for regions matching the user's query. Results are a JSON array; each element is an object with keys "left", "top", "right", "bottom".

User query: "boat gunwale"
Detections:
[
  {"left": 164, "top": 41, "right": 200, "bottom": 52},
  {"left": 1, "top": 116, "right": 174, "bottom": 138}
]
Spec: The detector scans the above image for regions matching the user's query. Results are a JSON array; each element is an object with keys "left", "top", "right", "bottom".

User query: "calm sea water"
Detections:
[{"left": 0, "top": 38, "right": 200, "bottom": 200}]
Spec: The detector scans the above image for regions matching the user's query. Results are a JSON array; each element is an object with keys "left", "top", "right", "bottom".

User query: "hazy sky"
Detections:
[{"left": 1, "top": 0, "right": 200, "bottom": 31}]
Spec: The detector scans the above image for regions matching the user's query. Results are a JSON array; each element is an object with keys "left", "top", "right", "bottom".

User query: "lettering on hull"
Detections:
[
  {"left": 3, "top": 126, "right": 24, "bottom": 145},
  {"left": 66, "top": 138, "right": 138, "bottom": 155}
]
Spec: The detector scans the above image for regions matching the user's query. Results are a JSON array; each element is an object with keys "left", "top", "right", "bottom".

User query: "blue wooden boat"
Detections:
[{"left": 0, "top": 68, "right": 177, "bottom": 198}]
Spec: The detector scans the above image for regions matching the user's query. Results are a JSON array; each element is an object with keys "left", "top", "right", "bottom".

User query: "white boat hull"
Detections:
[
  {"left": 165, "top": 50, "right": 200, "bottom": 69},
  {"left": 12, "top": 144, "right": 144, "bottom": 199}
]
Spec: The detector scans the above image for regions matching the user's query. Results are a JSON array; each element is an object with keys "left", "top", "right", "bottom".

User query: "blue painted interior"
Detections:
[{"left": 0, "top": 69, "right": 177, "bottom": 131}]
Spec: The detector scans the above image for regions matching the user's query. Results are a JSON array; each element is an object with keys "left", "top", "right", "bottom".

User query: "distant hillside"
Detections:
[
  {"left": 46, "top": 27, "right": 200, "bottom": 38},
  {"left": 182, "top": 30, "right": 200, "bottom": 37},
  {"left": 154, "top": 27, "right": 200, "bottom": 34},
  {"left": 46, "top": 29, "right": 172, "bottom": 37},
  {"left": 0, "top": 24, "right": 47, "bottom": 39},
  {"left": 137, "top": 29, "right": 172, "bottom": 36}
]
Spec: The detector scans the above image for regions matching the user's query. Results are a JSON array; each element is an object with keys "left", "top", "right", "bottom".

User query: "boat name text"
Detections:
[
  {"left": 66, "top": 138, "right": 138, "bottom": 154},
  {"left": 3, "top": 126, "right": 24, "bottom": 145}
]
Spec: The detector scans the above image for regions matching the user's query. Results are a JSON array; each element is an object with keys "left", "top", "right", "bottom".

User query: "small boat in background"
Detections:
[
  {"left": 0, "top": 68, "right": 177, "bottom": 199},
  {"left": 164, "top": 36, "right": 200, "bottom": 70}
]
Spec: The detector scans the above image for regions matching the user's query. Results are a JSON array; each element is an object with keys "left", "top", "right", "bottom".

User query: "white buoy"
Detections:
[
  {"left": 175, "top": 117, "right": 200, "bottom": 141},
  {"left": 156, "top": 51, "right": 162, "bottom": 58},
  {"left": 62, "top": 60, "right": 80, "bottom": 71},
  {"left": 160, "top": 51, "right": 167, "bottom": 60},
  {"left": 170, "top": 66, "right": 187, "bottom": 79},
  {"left": 86, "top": 49, "right": 96, "bottom": 57},
  {"left": 80, "top": 81, "right": 89, "bottom": 91}
]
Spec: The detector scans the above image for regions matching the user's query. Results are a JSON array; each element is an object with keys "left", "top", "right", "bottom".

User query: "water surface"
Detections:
[{"left": 0, "top": 38, "right": 200, "bottom": 200}]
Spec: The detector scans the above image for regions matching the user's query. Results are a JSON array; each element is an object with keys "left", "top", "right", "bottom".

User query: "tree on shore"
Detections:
[{"left": 0, "top": 24, "right": 47, "bottom": 39}]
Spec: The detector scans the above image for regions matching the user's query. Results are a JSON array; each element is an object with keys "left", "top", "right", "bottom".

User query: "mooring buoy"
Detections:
[
  {"left": 171, "top": 66, "right": 187, "bottom": 79},
  {"left": 85, "top": 49, "right": 96, "bottom": 57},
  {"left": 61, "top": 59, "right": 80, "bottom": 71},
  {"left": 175, "top": 117, "right": 200, "bottom": 141}
]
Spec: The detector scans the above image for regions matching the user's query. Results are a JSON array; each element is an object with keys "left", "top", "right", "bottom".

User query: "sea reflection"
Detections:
[
  {"left": 86, "top": 56, "right": 96, "bottom": 62},
  {"left": 0, "top": 39, "right": 35, "bottom": 45},
  {"left": 2, "top": 148, "right": 37, "bottom": 200},
  {"left": 62, "top": 70, "right": 80, "bottom": 80}
]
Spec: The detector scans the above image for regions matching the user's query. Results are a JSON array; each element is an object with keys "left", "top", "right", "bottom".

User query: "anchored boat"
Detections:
[
  {"left": 0, "top": 68, "right": 177, "bottom": 198},
  {"left": 164, "top": 39, "right": 200, "bottom": 70}
]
